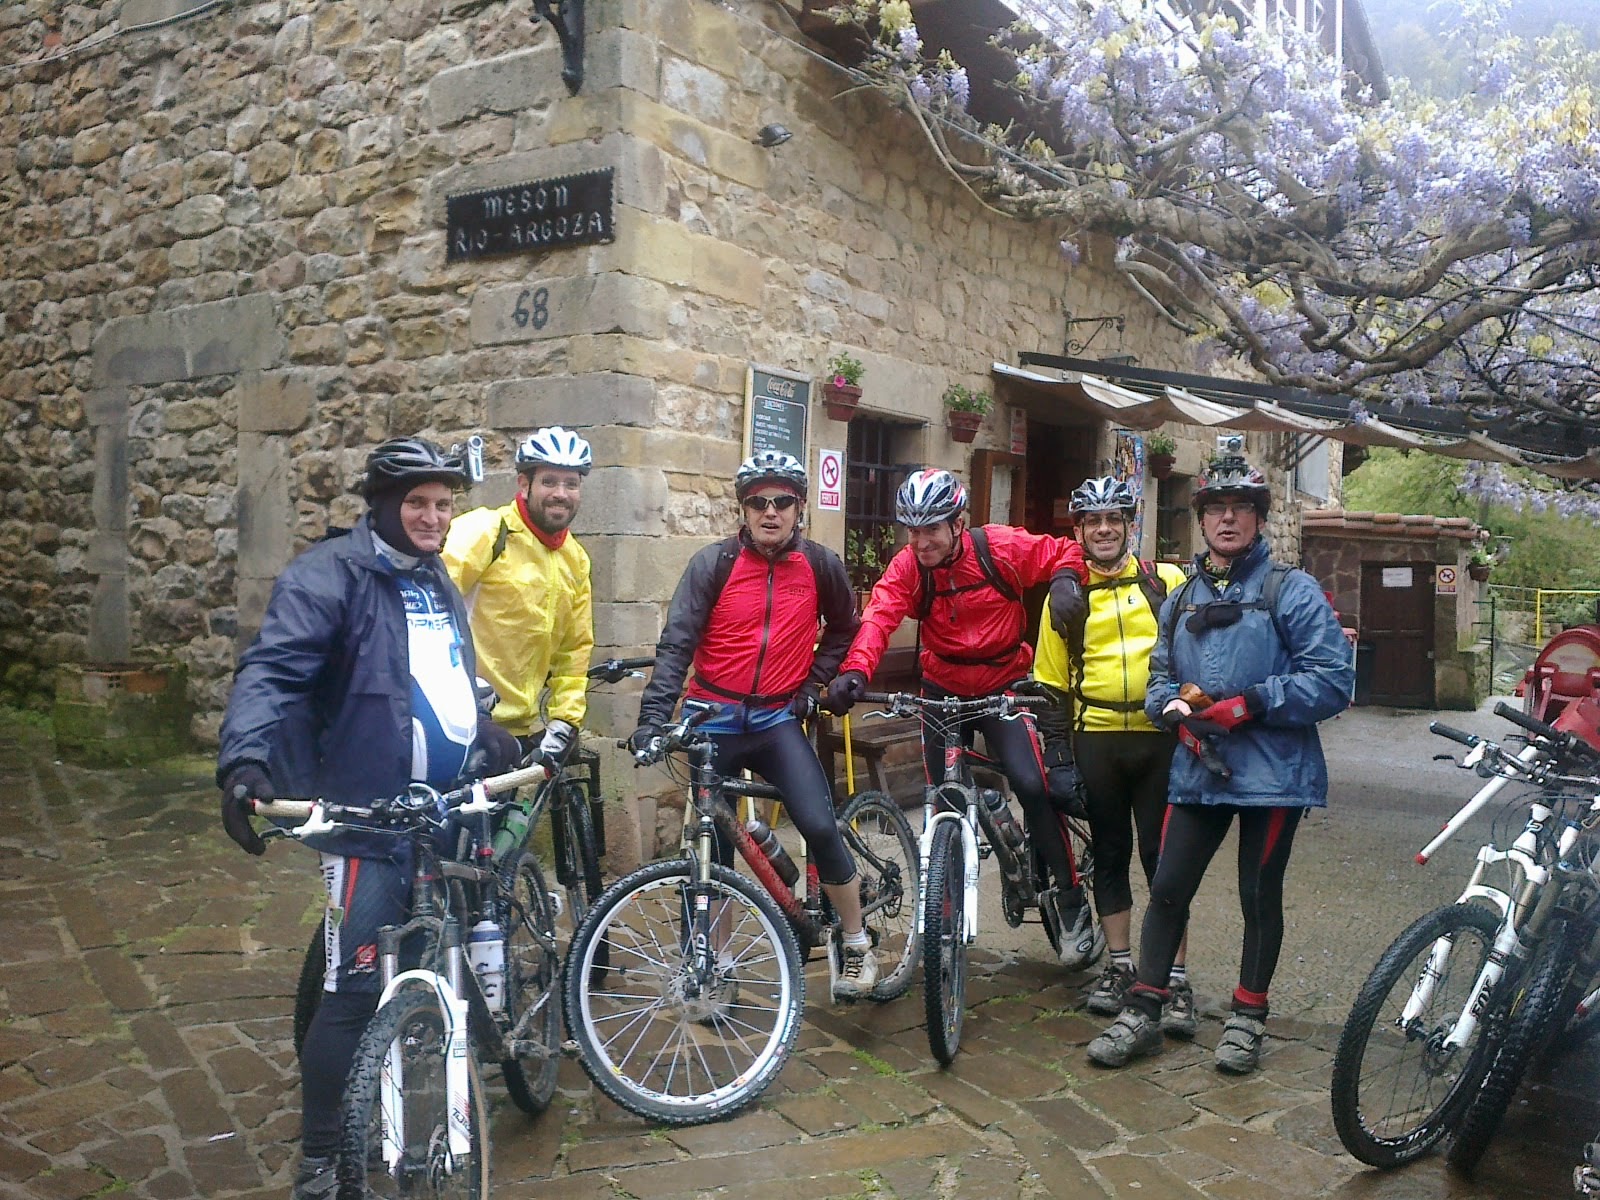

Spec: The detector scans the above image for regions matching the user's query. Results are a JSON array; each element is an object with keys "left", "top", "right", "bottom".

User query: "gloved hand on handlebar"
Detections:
[
  {"left": 219, "top": 762, "right": 271, "bottom": 856},
  {"left": 789, "top": 683, "right": 820, "bottom": 722},
  {"left": 823, "top": 670, "right": 868, "bottom": 715},
  {"left": 536, "top": 718, "right": 578, "bottom": 771},
  {"left": 627, "top": 723, "right": 661, "bottom": 757}
]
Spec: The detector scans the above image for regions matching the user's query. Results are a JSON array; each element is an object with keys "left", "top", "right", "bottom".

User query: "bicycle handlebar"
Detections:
[
  {"left": 620, "top": 705, "right": 718, "bottom": 766},
  {"left": 588, "top": 656, "right": 655, "bottom": 684},
  {"left": 1429, "top": 722, "right": 1481, "bottom": 749},
  {"left": 860, "top": 690, "right": 1046, "bottom": 717}
]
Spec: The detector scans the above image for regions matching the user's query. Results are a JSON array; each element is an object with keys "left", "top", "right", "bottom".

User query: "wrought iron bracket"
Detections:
[
  {"left": 532, "top": 0, "right": 585, "bottom": 95},
  {"left": 1063, "top": 314, "right": 1125, "bottom": 356}
]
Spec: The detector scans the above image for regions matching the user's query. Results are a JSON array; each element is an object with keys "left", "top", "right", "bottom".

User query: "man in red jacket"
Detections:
[
  {"left": 631, "top": 451, "right": 879, "bottom": 1001},
  {"left": 825, "top": 468, "right": 1095, "bottom": 967}
]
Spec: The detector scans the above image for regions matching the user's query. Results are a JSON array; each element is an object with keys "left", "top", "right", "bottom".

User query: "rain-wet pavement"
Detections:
[{"left": 0, "top": 698, "right": 1593, "bottom": 1198}]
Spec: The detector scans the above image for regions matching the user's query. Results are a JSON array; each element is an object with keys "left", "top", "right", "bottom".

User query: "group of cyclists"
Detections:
[{"left": 213, "top": 424, "right": 1351, "bottom": 1197}]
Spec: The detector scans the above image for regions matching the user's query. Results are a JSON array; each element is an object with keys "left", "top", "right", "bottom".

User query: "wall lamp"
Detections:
[{"left": 753, "top": 123, "right": 793, "bottom": 148}]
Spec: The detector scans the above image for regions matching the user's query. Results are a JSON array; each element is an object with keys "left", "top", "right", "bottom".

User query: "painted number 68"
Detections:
[{"left": 512, "top": 287, "right": 550, "bottom": 330}]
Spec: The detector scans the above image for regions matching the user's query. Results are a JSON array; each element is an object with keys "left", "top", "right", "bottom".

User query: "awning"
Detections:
[{"left": 990, "top": 362, "right": 1583, "bottom": 480}]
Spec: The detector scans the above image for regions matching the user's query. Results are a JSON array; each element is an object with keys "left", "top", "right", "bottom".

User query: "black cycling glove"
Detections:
[{"left": 219, "top": 762, "right": 271, "bottom": 856}]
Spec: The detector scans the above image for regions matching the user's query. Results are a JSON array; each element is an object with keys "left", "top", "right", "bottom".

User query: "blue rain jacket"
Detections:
[{"left": 1145, "top": 538, "right": 1353, "bottom": 808}]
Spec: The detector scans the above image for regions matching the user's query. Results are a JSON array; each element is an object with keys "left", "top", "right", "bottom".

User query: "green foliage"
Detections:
[
  {"left": 1343, "top": 448, "right": 1600, "bottom": 592},
  {"left": 826, "top": 351, "right": 864, "bottom": 387},
  {"left": 942, "top": 383, "right": 992, "bottom": 414},
  {"left": 1146, "top": 431, "right": 1176, "bottom": 455}
]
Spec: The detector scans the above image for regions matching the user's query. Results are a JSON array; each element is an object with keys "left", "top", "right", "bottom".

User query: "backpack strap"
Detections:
[
  {"left": 1162, "top": 562, "right": 1294, "bottom": 653},
  {"left": 488, "top": 517, "right": 512, "bottom": 568},
  {"left": 1071, "top": 561, "right": 1170, "bottom": 729},
  {"left": 1135, "top": 559, "right": 1168, "bottom": 620},
  {"left": 708, "top": 535, "right": 742, "bottom": 601},
  {"left": 916, "top": 526, "right": 1020, "bottom": 621}
]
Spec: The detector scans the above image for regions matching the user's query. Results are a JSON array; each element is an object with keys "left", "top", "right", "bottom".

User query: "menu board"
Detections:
[{"left": 744, "top": 365, "right": 811, "bottom": 463}]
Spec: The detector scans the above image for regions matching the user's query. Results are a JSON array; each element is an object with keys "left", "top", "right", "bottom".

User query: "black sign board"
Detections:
[
  {"left": 446, "top": 168, "right": 615, "bottom": 263},
  {"left": 745, "top": 366, "right": 811, "bottom": 465}
]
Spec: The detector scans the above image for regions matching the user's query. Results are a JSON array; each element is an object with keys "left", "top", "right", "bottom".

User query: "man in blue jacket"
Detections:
[
  {"left": 215, "top": 437, "right": 517, "bottom": 1199},
  {"left": 1086, "top": 455, "right": 1353, "bottom": 1075}
]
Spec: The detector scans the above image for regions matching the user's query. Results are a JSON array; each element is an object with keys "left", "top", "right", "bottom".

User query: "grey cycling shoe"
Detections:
[
  {"left": 1215, "top": 1013, "right": 1267, "bottom": 1074},
  {"left": 1086, "top": 1008, "right": 1162, "bottom": 1068},
  {"left": 1162, "top": 980, "right": 1198, "bottom": 1039}
]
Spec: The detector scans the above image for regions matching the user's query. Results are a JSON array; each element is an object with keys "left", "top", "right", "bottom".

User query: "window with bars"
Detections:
[
  {"left": 1155, "top": 473, "right": 1195, "bottom": 561},
  {"left": 844, "top": 418, "right": 906, "bottom": 593}
]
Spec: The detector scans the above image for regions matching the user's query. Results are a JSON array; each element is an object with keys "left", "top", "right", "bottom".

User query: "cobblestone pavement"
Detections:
[{"left": 1, "top": 701, "right": 1595, "bottom": 1199}]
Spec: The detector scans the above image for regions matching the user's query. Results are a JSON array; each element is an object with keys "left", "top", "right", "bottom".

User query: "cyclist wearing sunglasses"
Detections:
[
  {"left": 631, "top": 451, "right": 881, "bottom": 1001},
  {"left": 1034, "top": 476, "right": 1194, "bottom": 1029},
  {"left": 1086, "top": 454, "right": 1352, "bottom": 1075},
  {"left": 443, "top": 426, "right": 595, "bottom": 771},
  {"left": 824, "top": 467, "right": 1091, "bottom": 964}
]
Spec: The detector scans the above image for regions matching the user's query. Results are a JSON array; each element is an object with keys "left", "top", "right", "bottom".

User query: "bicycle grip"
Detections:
[
  {"left": 1493, "top": 701, "right": 1560, "bottom": 741},
  {"left": 253, "top": 799, "right": 315, "bottom": 818},
  {"left": 1429, "top": 721, "right": 1479, "bottom": 748}
]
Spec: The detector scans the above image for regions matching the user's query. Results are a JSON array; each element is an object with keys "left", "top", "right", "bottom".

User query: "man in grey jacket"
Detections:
[{"left": 1086, "top": 455, "right": 1353, "bottom": 1075}]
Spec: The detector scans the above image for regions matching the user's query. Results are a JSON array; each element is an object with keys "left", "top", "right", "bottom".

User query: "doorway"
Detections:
[{"left": 1359, "top": 562, "right": 1435, "bottom": 707}]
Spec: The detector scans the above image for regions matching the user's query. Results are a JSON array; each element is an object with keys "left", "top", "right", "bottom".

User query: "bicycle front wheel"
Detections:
[
  {"left": 338, "top": 988, "right": 490, "bottom": 1199},
  {"left": 923, "top": 820, "right": 967, "bottom": 1066},
  {"left": 563, "top": 859, "right": 803, "bottom": 1125},
  {"left": 840, "top": 790, "right": 920, "bottom": 1001},
  {"left": 552, "top": 778, "right": 604, "bottom": 925},
  {"left": 1330, "top": 902, "right": 1501, "bottom": 1168},
  {"left": 498, "top": 851, "right": 560, "bottom": 1116},
  {"left": 1447, "top": 918, "right": 1578, "bottom": 1173}
]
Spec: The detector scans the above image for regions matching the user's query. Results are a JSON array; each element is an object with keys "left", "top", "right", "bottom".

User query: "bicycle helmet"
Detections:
[
  {"left": 360, "top": 437, "right": 469, "bottom": 498},
  {"left": 1192, "top": 454, "right": 1271, "bottom": 517},
  {"left": 895, "top": 468, "right": 967, "bottom": 527},
  {"left": 516, "top": 426, "right": 593, "bottom": 475},
  {"left": 1069, "top": 476, "right": 1138, "bottom": 516},
  {"left": 735, "top": 450, "right": 808, "bottom": 501}
]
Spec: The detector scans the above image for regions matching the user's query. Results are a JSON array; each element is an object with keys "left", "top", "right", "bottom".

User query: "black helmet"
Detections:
[
  {"left": 361, "top": 438, "right": 469, "bottom": 498},
  {"left": 1192, "top": 455, "right": 1270, "bottom": 517}
]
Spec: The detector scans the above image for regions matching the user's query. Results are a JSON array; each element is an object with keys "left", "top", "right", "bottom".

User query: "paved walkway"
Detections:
[{"left": 0, "top": 703, "right": 1593, "bottom": 1199}]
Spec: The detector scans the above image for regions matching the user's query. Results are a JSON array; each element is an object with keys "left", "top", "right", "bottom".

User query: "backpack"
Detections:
[
  {"left": 1083, "top": 559, "right": 1168, "bottom": 618},
  {"left": 1160, "top": 561, "right": 1295, "bottom": 654},
  {"left": 915, "top": 526, "right": 1019, "bottom": 620}
]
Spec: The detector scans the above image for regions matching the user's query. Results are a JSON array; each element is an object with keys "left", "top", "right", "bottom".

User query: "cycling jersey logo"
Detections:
[{"left": 352, "top": 943, "right": 378, "bottom": 974}]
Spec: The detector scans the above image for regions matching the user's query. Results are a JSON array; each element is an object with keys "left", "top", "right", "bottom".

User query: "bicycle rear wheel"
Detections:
[
  {"left": 1330, "top": 902, "right": 1502, "bottom": 1168},
  {"left": 923, "top": 820, "right": 967, "bottom": 1066},
  {"left": 839, "top": 790, "right": 920, "bottom": 1001},
  {"left": 338, "top": 987, "right": 490, "bottom": 1199},
  {"left": 563, "top": 859, "right": 803, "bottom": 1125},
  {"left": 498, "top": 851, "right": 560, "bottom": 1116},
  {"left": 1447, "top": 918, "right": 1578, "bottom": 1173}
]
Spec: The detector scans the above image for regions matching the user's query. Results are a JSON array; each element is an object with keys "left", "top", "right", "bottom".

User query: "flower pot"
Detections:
[
  {"left": 946, "top": 409, "right": 985, "bottom": 443},
  {"left": 822, "top": 381, "right": 862, "bottom": 422},
  {"left": 1467, "top": 562, "right": 1492, "bottom": 582},
  {"left": 1148, "top": 452, "right": 1176, "bottom": 481}
]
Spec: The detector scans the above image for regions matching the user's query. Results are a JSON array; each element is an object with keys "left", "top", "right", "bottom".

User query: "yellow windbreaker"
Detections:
[
  {"left": 443, "top": 501, "right": 594, "bottom": 735},
  {"left": 1034, "top": 557, "right": 1189, "bottom": 733}
]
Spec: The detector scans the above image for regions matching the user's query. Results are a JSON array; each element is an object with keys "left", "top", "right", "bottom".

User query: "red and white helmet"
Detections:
[{"left": 895, "top": 468, "right": 967, "bottom": 527}]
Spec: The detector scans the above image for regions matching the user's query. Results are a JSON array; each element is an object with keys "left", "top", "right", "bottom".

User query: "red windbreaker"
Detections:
[{"left": 841, "top": 525, "right": 1088, "bottom": 697}]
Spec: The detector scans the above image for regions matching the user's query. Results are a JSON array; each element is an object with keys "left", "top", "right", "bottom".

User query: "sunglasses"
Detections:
[{"left": 742, "top": 495, "right": 799, "bottom": 513}]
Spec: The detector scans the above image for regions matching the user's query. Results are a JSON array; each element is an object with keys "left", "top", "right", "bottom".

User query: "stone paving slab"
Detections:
[{"left": 0, "top": 711, "right": 1594, "bottom": 1199}]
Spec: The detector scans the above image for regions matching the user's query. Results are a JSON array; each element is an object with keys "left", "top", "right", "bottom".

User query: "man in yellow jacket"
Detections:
[
  {"left": 443, "top": 427, "right": 595, "bottom": 769},
  {"left": 1033, "top": 476, "right": 1194, "bottom": 1033}
]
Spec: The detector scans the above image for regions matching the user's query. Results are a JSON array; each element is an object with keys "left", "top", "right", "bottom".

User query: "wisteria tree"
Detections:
[{"left": 824, "top": 0, "right": 1600, "bottom": 436}]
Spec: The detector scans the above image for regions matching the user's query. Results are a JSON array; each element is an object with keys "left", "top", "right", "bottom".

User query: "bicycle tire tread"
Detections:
[{"left": 923, "top": 821, "right": 965, "bottom": 1066}]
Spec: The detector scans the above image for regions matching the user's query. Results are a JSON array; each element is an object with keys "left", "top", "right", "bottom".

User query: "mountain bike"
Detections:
[
  {"left": 562, "top": 706, "right": 920, "bottom": 1125},
  {"left": 1330, "top": 700, "right": 1600, "bottom": 1171},
  {"left": 291, "top": 657, "right": 654, "bottom": 1053},
  {"left": 256, "top": 760, "right": 556, "bottom": 1198},
  {"left": 858, "top": 687, "right": 1086, "bottom": 1066}
]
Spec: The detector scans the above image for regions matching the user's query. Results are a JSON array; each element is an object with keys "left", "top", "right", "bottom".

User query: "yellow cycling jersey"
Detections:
[
  {"left": 442, "top": 501, "right": 594, "bottom": 735},
  {"left": 1034, "top": 557, "right": 1188, "bottom": 733}
]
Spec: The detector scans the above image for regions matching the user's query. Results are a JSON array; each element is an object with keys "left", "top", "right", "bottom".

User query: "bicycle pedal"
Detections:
[
  {"left": 547, "top": 891, "right": 565, "bottom": 919},
  {"left": 560, "top": 1039, "right": 581, "bottom": 1058}
]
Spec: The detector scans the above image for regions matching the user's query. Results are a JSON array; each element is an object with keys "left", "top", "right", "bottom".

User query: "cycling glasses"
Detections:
[{"left": 742, "top": 495, "right": 800, "bottom": 513}]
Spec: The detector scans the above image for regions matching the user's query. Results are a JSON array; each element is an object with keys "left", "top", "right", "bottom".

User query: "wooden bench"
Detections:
[{"left": 817, "top": 647, "right": 925, "bottom": 805}]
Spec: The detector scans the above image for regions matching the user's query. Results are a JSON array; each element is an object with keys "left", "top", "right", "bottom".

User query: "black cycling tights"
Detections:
[
  {"left": 1075, "top": 731, "right": 1176, "bottom": 917},
  {"left": 918, "top": 685, "right": 1077, "bottom": 897},
  {"left": 300, "top": 990, "right": 378, "bottom": 1159},
  {"left": 1134, "top": 804, "right": 1303, "bottom": 1016},
  {"left": 707, "top": 720, "right": 856, "bottom": 886}
]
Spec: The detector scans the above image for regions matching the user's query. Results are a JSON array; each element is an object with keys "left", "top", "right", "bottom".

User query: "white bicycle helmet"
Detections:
[
  {"left": 735, "top": 451, "right": 808, "bottom": 501},
  {"left": 516, "top": 426, "right": 592, "bottom": 475},
  {"left": 895, "top": 468, "right": 967, "bottom": 527},
  {"left": 1069, "top": 476, "right": 1138, "bottom": 516}
]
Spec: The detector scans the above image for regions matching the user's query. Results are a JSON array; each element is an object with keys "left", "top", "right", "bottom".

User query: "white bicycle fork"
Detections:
[
  {"left": 915, "top": 806, "right": 982, "bottom": 945},
  {"left": 374, "top": 969, "right": 473, "bottom": 1172}
]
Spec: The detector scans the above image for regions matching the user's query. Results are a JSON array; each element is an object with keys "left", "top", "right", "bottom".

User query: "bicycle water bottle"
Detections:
[
  {"left": 746, "top": 819, "right": 799, "bottom": 887},
  {"left": 491, "top": 796, "right": 534, "bottom": 861},
  {"left": 982, "top": 789, "right": 1025, "bottom": 853},
  {"left": 466, "top": 919, "right": 506, "bottom": 1011}
]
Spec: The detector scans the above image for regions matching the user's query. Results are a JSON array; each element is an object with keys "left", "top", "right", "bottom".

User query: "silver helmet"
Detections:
[
  {"left": 1069, "top": 476, "right": 1138, "bottom": 516},
  {"left": 895, "top": 468, "right": 967, "bottom": 527},
  {"left": 735, "top": 450, "right": 808, "bottom": 501}
]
